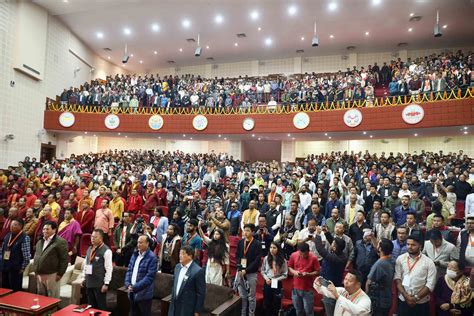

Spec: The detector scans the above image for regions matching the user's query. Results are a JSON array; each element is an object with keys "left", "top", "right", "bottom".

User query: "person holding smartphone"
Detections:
[{"left": 261, "top": 242, "right": 288, "bottom": 316}]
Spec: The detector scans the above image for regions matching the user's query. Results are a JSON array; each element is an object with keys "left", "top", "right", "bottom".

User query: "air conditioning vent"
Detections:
[
  {"left": 167, "top": 60, "right": 175, "bottom": 64},
  {"left": 296, "top": 49, "right": 304, "bottom": 53},
  {"left": 409, "top": 16, "right": 422, "bottom": 22},
  {"left": 103, "top": 48, "right": 112, "bottom": 52},
  {"left": 397, "top": 42, "right": 408, "bottom": 47},
  {"left": 186, "top": 38, "right": 196, "bottom": 43},
  {"left": 236, "top": 33, "right": 247, "bottom": 38},
  {"left": 346, "top": 46, "right": 356, "bottom": 51},
  {"left": 206, "top": 57, "right": 214, "bottom": 61}
]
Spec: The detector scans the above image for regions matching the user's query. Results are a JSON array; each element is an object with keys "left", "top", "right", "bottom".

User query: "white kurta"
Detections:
[{"left": 315, "top": 285, "right": 371, "bottom": 316}]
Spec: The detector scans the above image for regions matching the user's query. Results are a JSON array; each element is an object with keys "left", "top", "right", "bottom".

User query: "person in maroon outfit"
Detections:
[
  {"left": 127, "top": 189, "right": 143, "bottom": 215},
  {"left": 75, "top": 202, "right": 95, "bottom": 234}
]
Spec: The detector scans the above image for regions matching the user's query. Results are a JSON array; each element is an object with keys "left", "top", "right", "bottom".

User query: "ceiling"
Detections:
[
  {"left": 53, "top": 125, "right": 472, "bottom": 142},
  {"left": 34, "top": 0, "right": 474, "bottom": 72}
]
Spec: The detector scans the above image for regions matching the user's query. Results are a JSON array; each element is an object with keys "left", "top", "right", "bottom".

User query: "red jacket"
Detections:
[
  {"left": 75, "top": 208, "right": 95, "bottom": 234},
  {"left": 155, "top": 189, "right": 168, "bottom": 206},
  {"left": 127, "top": 195, "right": 143, "bottom": 214},
  {"left": 93, "top": 195, "right": 110, "bottom": 211},
  {"left": 25, "top": 194, "right": 37, "bottom": 208}
]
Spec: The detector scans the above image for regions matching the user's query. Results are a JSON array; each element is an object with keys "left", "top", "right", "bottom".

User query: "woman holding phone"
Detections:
[{"left": 261, "top": 242, "right": 288, "bottom": 316}]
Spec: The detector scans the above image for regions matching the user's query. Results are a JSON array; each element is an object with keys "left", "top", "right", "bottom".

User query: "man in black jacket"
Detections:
[{"left": 236, "top": 223, "right": 261, "bottom": 316}]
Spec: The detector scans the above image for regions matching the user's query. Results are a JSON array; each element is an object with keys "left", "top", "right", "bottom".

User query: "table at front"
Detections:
[
  {"left": 0, "top": 288, "right": 13, "bottom": 297},
  {"left": 51, "top": 304, "right": 111, "bottom": 316},
  {"left": 0, "top": 291, "right": 60, "bottom": 315}
]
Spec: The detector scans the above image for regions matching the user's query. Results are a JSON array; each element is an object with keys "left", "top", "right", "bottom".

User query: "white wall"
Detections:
[
  {"left": 55, "top": 135, "right": 242, "bottom": 160},
  {"left": 0, "top": 1, "right": 126, "bottom": 168},
  {"left": 292, "top": 135, "right": 473, "bottom": 161}
]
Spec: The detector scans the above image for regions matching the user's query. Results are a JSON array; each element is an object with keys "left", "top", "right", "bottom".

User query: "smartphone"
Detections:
[{"left": 319, "top": 277, "right": 330, "bottom": 287}]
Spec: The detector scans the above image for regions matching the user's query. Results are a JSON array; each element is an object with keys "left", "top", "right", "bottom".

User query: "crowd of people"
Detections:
[
  {"left": 0, "top": 149, "right": 473, "bottom": 315},
  {"left": 57, "top": 50, "right": 473, "bottom": 110}
]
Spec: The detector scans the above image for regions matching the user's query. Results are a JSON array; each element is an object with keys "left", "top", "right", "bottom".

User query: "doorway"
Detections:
[{"left": 40, "top": 143, "right": 56, "bottom": 162}]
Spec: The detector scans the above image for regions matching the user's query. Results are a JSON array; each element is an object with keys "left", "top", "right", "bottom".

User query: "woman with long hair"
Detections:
[
  {"left": 261, "top": 242, "right": 288, "bottom": 316},
  {"left": 198, "top": 224, "right": 230, "bottom": 286}
]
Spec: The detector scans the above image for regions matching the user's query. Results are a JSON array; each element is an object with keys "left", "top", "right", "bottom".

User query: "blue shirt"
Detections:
[
  {"left": 325, "top": 199, "right": 343, "bottom": 218},
  {"left": 391, "top": 240, "right": 407, "bottom": 265},
  {"left": 393, "top": 206, "right": 414, "bottom": 226}
]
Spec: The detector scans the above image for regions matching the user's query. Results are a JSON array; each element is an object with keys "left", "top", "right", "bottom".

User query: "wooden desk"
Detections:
[
  {"left": 0, "top": 291, "right": 60, "bottom": 315},
  {"left": 51, "top": 304, "right": 111, "bottom": 316},
  {"left": 0, "top": 288, "right": 13, "bottom": 297}
]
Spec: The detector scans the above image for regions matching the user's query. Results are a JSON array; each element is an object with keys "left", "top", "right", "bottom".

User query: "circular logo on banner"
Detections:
[
  {"left": 59, "top": 112, "right": 75, "bottom": 128},
  {"left": 192, "top": 115, "right": 208, "bottom": 131},
  {"left": 104, "top": 114, "right": 120, "bottom": 129},
  {"left": 402, "top": 104, "right": 424, "bottom": 124},
  {"left": 293, "top": 112, "right": 310, "bottom": 129},
  {"left": 343, "top": 109, "right": 363, "bottom": 127},
  {"left": 148, "top": 115, "right": 164, "bottom": 130}
]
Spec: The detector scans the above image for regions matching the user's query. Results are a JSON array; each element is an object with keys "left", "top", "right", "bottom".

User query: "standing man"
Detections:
[
  {"left": 288, "top": 242, "right": 320, "bottom": 316},
  {"left": 94, "top": 200, "right": 114, "bottom": 245},
  {"left": 0, "top": 219, "right": 31, "bottom": 291},
  {"left": 113, "top": 212, "right": 134, "bottom": 267},
  {"left": 236, "top": 224, "right": 261, "bottom": 316},
  {"left": 81, "top": 229, "right": 113, "bottom": 310},
  {"left": 75, "top": 202, "right": 95, "bottom": 234},
  {"left": 57, "top": 209, "right": 82, "bottom": 261},
  {"left": 366, "top": 238, "right": 394, "bottom": 316},
  {"left": 394, "top": 235, "right": 437, "bottom": 314},
  {"left": 168, "top": 245, "right": 205, "bottom": 316},
  {"left": 125, "top": 235, "right": 158, "bottom": 316},
  {"left": 181, "top": 219, "right": 202, "bottom": 261},
  {"left": 32, "top": 221, "right": 68, "bottom": 298}
]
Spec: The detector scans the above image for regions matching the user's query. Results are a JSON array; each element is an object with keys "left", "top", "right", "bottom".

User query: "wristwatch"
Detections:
[{"left": 414, "top": 294, "right": 420, "bottom": 301}]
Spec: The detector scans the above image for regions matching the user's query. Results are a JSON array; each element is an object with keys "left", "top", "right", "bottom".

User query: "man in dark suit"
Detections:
[{"left": 168, "top": 245, "right": 206, "bottom": 316}]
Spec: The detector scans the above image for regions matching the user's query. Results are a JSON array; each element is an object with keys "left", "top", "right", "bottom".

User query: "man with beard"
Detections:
[
  {"left": 274, "top": 214, "right": 299, "bottom": 259},
  {"left": 181, "top": 219, "right": 202, "bottom": 262}
]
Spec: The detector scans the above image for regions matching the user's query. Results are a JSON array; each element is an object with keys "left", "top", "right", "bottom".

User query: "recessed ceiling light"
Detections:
[
  {"left": 257, "top": 27, "right": 262, "bottom": 31},
  {"left": 205, "top": 45, "right": 209, "bottom": 49},
  {"left": 252, "top": 134, "right": 255, "bottom": 137},
  {"left": 118, "top": 133, "right": 121, "bottom": 135},
  {"left": 258, "top": 137, "right": 261, "bottom": 141},
  {"left": 328, "top": 2, "right": 337, "bottom": 11},
  {"left": 324, "top": 133, "right": 328, "bottom": 136},
  {"left": 414, "top": 133, "right": 418, "bottom": 137},
  {"left": 107, "top": 56, "right": 111, "bottom": 60},
  {"left": 224, "top": 137, "right": 227, "bottom": 140},
  {"left": 372, "top": 0, "right": 381, "bottom": 5},
  {"left": 250, "top": 10, "right": 259, "bottom": 20},
  {"left": 287, "top": 134, "right": 291, "bottom": 137},
  {"left": 183, "top": 134, "right": 186, "bottom": 137},
  {"left": 123, "top": 27, "right": 131, "bottom": 35},
  {"left": 63, "top": 0, "right": 68, "bottom": 3},
  {"left": 408, "top": 28, "right": 413, "bottom": 32},
  {"left": 151, "top": 23, "right": 160, "bottom": 32},
  {"left": 463, "top": 126, "right": 468, "bottom": 130},
  {"left": 215, "top": 15, "right": 223, "bottom": 24},
  {"left": 328, "top": 136, "right": 332, "bottom": 139},
  {"left": 300, "top": 36, "right": 305, "bottom": 41},
  {"left": 139, "top": 60, "right": 143, "bottom": 64},
  {"left": 125, "top": 135, "right": 128, "bottom": 138},
  {"left": 234, "top": 42, "right": 238, "bottom": 47},
  {"left": 410, "top": 12, "right": 414, "bottom": 17},
  {"left": 329, "top": 34, "right": 334, "bottom": 38},
  {"left": 179, "top": 48, "right": 183, "bottom": 52},
  {"left": 369, "top": 135, "right": 373, "bottom": 138},
  {"left": 288, "top": 5, "right": 297, "bottom": 16},
  {"left": 292, "top": 137, "right": 295, "bottom": 140},
  {"left": 84, "top": 131, "right": 88, "bottom": 134},
  {"left": 154, "top": 51, "right": 158, "bottom": 55},
  {"left": 463, "top": 131, "right": 468, "bottom": 135},
  {"left": 190, "top": 137, "right": 193, "bottom": 140},
  {"left": 365, "top": 31, "right": 370, "bottom": 36},
  {"left": 96, "top": 32, "right": 104, "bottom": 39},
  {"left": 363, "top": 131, "right": 367, "bottom": 135},
  {"left": 265, "top": 38, "right": 272, "bottom": 46},
  {"left": 218, "top": 134, "right": 221, "bottom": 137},
  {"left": 443, "top": 24, "right": 448, "bottom": 29},
  {"left": 93, "top": 134, "right": 96, "bottom": 137},
  {"left": 130, "top": 54, "right": 134, "bottom": 57},
  {"left": 158, "top": 136, "right": 161, "bottom": 139},
  {"left": 182, "top": 19, "right": 191, "bottom": 28}
]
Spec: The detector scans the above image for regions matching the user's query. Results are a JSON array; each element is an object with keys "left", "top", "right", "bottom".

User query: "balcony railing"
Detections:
[{"left": 46, "top": 88, "right": 474, "bottom": 115}]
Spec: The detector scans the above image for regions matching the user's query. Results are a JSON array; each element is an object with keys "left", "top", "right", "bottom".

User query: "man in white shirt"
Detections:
[
  {"left": 298, "top": 185, "right": 312, "bottom": 211},
  {"left": 465, "top": 191, "right": 474, "bottom": 219},
  {"left": 314, "top": 271, "right": 371, "bottom": 316},
  {"left": 394, "top": 235, "right": 437, "bottom": 315}
]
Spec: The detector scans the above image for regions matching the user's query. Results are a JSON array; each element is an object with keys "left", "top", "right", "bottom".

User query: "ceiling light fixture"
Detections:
[
  {"left": 125, "top": 135, "right": 128, "bottom": 138},
  {"left": 206, "top": 45, "right": 210, "bottom": 49},
  {"left": 265, "top": 37, "right": 272, "bottom": 46},
  {"left": 463, "top": 126, "right": 468, "bottom": 130},
  {"left": 224, "top": 137, "right": 227, "bottom": 140},
  {"left": 434, "top": 10, "right": 442, "bottom": 37},
  {"left": 250, "top": 10, "right": 259, "bottom": 20},
  {"left": 363, "top": 131, "right": 367, "bottom": 135},
  {"left": 328, "top": 136, "right": 332, "bottom": 139},
  {"left": 443, "top": 24, "right": 447, "bottom": 29},
  {"left": 312, "top": 21, "right": 319, "bottom": 47},
  {"left": 118, "top": 133, "right": 121, "bottom": 135},
  {"left": 183, "top": 134, "right": 186, "bottom": 137},
  {"left": 463, "top": 131, "right": 468, "bottom": 135},
  {"left": 123, "top": 27, "right": 131, "bottom": 35},
  {"left": 288, "top": 5, "right": 297, "bottom": 16},
  {"left": 179, "top": 48, "right": 183, "bottom": 52},
  {"left": 215, "top": 15, "right": 223, "bottom": 24},
  {"left": 139, "top": 60, "right": 143, "bottom": 64},
  {"left": 257, "top": 27, "right": 262, "bottom": 31},
  {"left": 369, "top": 135, "right": 373, "bottom": 138},
  {"left": 218, "top": 134, "right": 221, "bottom": 137},
  {"left": 365, "top": 31, "right": 370, "bottom": 36},
  {"left": 182, "top": 19, "right": 191, "bottom": 28},
  {"left": 330, "top": 34, "right": 334, "bottom": 38},
  {"left": 154, "top": 51, "right": 157, "bottom": 54},
  {"left": 252, "top": 134, "right": 255, "bottom": 137},
  {"left": 408, "top": 28, "right": 413, "bottom": 32},
  {"left": 301, "top": 36, "right": 305, "bottom": 41},
  {"left": 190, "top": 137, "right": 193, "bottom": 140},
  {"left": 107, "top": 56, "right": 111, "bottom": 60},
  {"left": 151, "top": 23, "right": 160, "bottom": 32},
  {"left": 96, "top": 32, "right": 104, "bottom": 39},
  {"left": 414, "top": 133, "right": 418, "bottom": 136},
  {"left": 287, "top": 134, "right": 291, "bottom": 137},
  {"left": 130, "top": 54, "right": 134, "bottom": 57},
  {"left": 234, "top": 42, "right": 238, "bottom": 47},
  {"left": 372, "top": 0, "right": 381, "bottom": 5},
  {"left": 324, "top": 133, "right": 328, "bottom": 136},
  {"left": 258, "top": 137, "right": 261, "bottom": 141},
  {"left": 410, "top": 12, "right": 414, "bottom": 17},
  {"left": 328, "top": 2, "right": 337, "bottom": 11}
]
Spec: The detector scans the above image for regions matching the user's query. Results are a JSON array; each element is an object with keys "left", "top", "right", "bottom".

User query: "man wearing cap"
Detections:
[{"left": 394, "top": 235, "right": 437, "bottom": 314}]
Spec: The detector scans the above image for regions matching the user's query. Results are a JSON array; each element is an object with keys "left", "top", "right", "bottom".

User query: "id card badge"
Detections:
[
  {"left": 271, "top": 279, "right": 278, "bottom": 289},
  {"left": 261, "top": 243, "right": 266, "bottom": 250},
  {"left": 3, "top": 251, "right": 10, "bottom": 261},
  {"left": 85, "top": 264, "right": 93, "bottom": 275},
  {"left": 241, "top": 258, "right": 247, "bottom": 268},
  {"left": 402, "top": 274, "right": 411, "bottom": 290}
]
